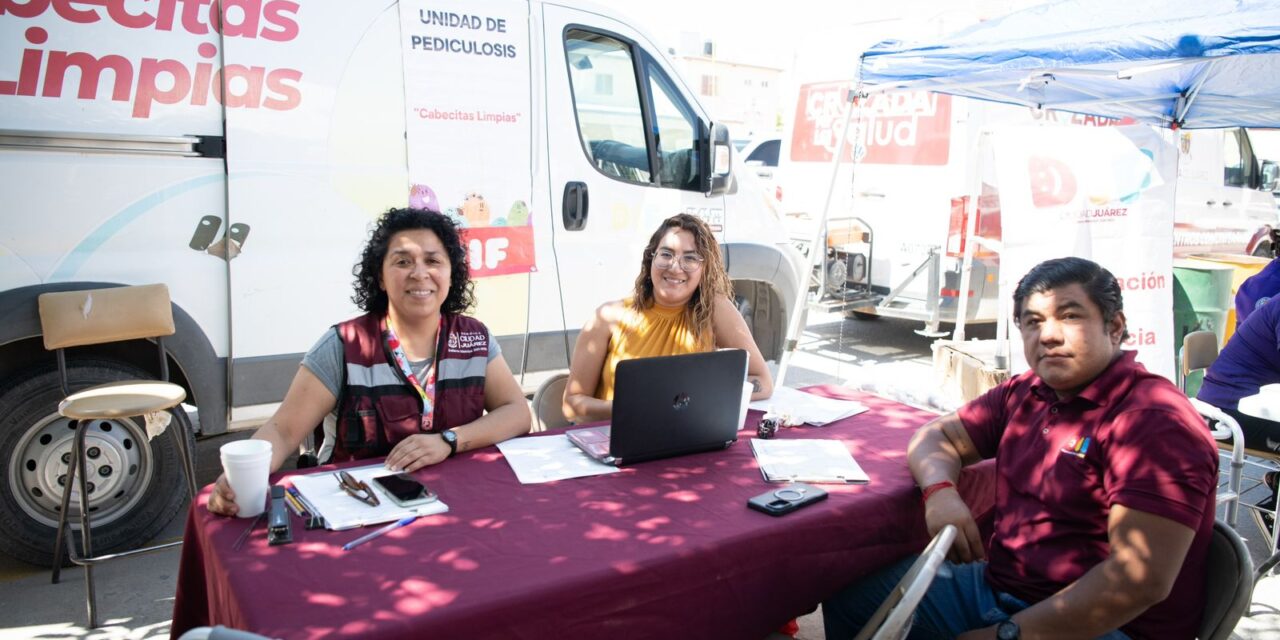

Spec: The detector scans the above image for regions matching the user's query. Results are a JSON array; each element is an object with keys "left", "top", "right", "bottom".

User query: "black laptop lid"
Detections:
[{"left": 609, "top": 349, "right": 749, "bottom": 465}]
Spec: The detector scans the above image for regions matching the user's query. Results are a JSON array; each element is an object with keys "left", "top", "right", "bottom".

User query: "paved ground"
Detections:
[{"left": 1, "top": 312, "right": 1277, "bottom": 639}]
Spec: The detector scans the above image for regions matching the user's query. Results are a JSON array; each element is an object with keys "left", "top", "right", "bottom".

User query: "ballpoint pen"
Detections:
[
  {"left": 342, "top": 516, "right": 417, "bottom": 551},
  {"left": 232, "top": 511, "right": 265, "bottom": 551}
]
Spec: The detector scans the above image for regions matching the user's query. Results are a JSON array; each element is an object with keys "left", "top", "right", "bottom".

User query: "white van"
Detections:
[
  {"left": 0, "top": 0, "right": 803, "bottom": 565},
  {"left": 778, "top": 84, "right": 1278, "bottom": 334}
]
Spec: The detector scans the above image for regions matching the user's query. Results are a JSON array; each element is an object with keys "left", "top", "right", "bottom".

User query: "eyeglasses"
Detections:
[
  {"left": 335, "top": 471, "right": 380, "bottom": 507},
  {"left": 650, "top": 249, "right": 705, "bottom": 272}
]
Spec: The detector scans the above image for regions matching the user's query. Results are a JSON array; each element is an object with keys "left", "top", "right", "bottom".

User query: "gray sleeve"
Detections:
[
  {"left": 300, "top": 328, "right": 344, "bottom": 400},
  {"left": 489, "top": 331, "right": 501, "bottom": 362}
]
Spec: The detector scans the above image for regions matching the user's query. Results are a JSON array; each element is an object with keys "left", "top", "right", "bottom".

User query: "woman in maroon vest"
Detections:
[{"left": 209, "top": 208, "right": 530, "bottom": 516}]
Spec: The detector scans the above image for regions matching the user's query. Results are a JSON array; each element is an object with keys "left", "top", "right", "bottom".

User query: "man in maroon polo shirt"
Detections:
[{"left": 823, "top": 257, "right": 1219, "bottom": 640}]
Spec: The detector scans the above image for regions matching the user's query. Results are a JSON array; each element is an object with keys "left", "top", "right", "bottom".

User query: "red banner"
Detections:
[
  {"left": 460, "top": 225, "right": 536, "bottom": 277},
  {"left": 790, "top": 83, "right": 951, "bottom": 166}
]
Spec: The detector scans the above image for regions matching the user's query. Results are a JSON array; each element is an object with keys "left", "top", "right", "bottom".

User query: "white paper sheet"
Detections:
[
  {"left": 291, "top": 464, "right": 449, "bottom": 531},
  {"left": 749, "top": 385, "right": 869, "bottom": 425},
  {"left": 750, "top": 438, "right": 869, "bottom": 484},
  {"left": 496, "top": 435, "right": 622, "bottom": 484}
]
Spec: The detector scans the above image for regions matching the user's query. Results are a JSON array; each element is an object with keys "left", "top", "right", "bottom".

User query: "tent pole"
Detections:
[
  {"left": 1175, "top": 59, "right": 1219, "bottom": 124},
  {"left": 953, "top": 118, "right": 985, "bottom": 343},
  {"left": 775, "top": 82, "right": 862, "bottom": 388}
]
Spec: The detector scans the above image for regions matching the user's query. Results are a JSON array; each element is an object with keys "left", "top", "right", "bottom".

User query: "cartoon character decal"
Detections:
[
  {"left": 461, "top": 192, "right": 490, "bottom": 227},
  {"left": 409, "top": 183, "right": 440, "bottom": 212}
]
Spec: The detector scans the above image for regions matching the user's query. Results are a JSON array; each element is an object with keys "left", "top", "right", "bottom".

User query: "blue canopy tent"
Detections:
[
  {"left": 857, "top": 0, "right": 1280, "bottom": 129},
  {"left": 849, "top": 0, "right": 1280, "bottom": 576},
  {"left": 774, "top": 0, "right": 1280, "bottom": 385}
]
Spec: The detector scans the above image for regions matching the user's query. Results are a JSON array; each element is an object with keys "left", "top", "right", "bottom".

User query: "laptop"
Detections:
[{"left": 566, "top": 349, "right": 749, "bottom": 466}]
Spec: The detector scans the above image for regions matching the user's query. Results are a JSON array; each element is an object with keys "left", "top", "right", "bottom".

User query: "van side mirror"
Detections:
[
  {"left": 701, "top": 122, "right": 731, "bottom": 196},
  {"left": 1261, "top": 159, "right": 1279, "bottom": 192}
]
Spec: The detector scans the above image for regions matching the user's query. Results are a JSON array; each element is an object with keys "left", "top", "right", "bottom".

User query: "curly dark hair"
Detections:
[
  {"left": 351, "top": 208, "right": 475, "bottom": 316},
  {"left": 631, "top": 213, "right": 730, "bottom": 341}
]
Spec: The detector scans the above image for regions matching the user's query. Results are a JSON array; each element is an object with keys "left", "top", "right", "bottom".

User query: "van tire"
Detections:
[
  {"left": 1253, "top": 241, "right": 1273, "bottom": 258},
  {"left": 845, "top": 311, "right": 881, "bottom": 321},
  {"left": 732, "top": 280, "right": 783, "bottom": 361},
  {"left": 0, "top": 361, "right": 191, "bottom": 567}
]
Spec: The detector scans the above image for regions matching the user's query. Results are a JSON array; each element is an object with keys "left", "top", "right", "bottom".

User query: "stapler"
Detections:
[{"left": 267, "top": 485, "right": 293, "bottom": 545}]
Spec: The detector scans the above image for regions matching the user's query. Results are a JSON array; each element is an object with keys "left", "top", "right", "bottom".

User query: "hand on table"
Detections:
[
  {"left": 925, "top": 489, "right": 986, "bottom": 563},
  {"left": 207, "top": 475, "right": 238, "bottom": 516},
  {"left": 385, "top": 433, "right": 450, "bottom": 473}
]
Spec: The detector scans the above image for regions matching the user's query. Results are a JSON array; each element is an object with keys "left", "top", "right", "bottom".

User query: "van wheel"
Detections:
[
  {"left": 0, "top": 361, "right": 192, "bottom": 567},
  {"left": 732, "top": 280, "right": 783, "bottom": 361},
  {"left": 1253, "top": 241, "right": 1273, "bottom": 258},
  {"left": 845, "top": 311, "right": 881, "bottom": 321}
]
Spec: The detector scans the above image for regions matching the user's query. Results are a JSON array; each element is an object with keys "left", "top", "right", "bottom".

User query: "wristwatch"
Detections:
[
  {"left": 440, "top": 430, "right": 458, "bottom": 458},
  {"left": 996, "top": 620, "right": 1021, "bottom": 640}
]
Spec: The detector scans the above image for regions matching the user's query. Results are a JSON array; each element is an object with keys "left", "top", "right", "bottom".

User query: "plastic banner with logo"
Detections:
[
  {"left": 789, "top": 84, "right": 951, "bottom": 166},
  {"left": 994, "top": 124, "right": 1176, "bottom": 380},
  {"left": 398, "top": 0, "right": 535, "bottom": 278}
]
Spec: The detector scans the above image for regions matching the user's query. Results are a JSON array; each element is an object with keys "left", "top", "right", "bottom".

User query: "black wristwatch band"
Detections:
[{"left": 441, "top": 430, "right": 458, "bottom": 458}]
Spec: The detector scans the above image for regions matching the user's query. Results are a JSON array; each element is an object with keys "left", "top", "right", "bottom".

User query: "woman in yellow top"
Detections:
[{"left": 564, "top": 213, "right": 774, "bottom": 421}]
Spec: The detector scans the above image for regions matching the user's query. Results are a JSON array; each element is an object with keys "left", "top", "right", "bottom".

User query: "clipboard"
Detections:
[
  {"left": 290, "top": 464, "right": 449, "bottom": 530},
  {"left": 749, "top": 439, "right": 870, "bottom": 484}
]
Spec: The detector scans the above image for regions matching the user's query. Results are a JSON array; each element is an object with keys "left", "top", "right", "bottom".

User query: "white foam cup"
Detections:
[{"left": 220, "top": 439, "right": 273, "bottom": 518}]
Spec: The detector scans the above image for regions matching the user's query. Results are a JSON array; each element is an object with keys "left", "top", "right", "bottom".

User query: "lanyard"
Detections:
[{"left": 384, "top": 316, "right": 442, "bottom": 431}]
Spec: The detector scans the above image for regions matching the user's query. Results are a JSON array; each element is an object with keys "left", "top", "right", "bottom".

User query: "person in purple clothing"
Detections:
[
  {"left": 1197, "top": 294, "right": 1280, "bottom": 529},
  {"left": 1235, "top": 228, "right": 1280, "bottom": 327}
]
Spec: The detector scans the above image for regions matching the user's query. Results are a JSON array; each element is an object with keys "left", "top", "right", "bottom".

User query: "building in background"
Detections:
[{"left": 668, "top": 32, "right": 785, "bottom": 142}]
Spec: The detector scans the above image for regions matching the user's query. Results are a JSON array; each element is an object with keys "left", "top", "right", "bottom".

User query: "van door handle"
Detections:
[
  {"left": 1222, "top": 201, "right": 1233, "bottom": 207},
  {"left": 1206, "top": 200, "right": 1217, "bottom": 205},
  {"left": 562, "top": 182, "right": 589, "bottom": 231}
]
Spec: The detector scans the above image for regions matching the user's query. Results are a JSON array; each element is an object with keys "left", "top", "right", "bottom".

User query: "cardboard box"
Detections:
[{"left": 932, "top": 339, "right": 1009, "bottom": 403}]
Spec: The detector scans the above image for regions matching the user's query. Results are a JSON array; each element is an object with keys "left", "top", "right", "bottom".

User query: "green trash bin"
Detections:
[{"left": 1172, "top": 259, "right": 1234, "bottom": 397}]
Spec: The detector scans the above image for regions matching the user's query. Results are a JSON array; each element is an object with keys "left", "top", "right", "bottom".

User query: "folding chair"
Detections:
[
  {"left": 39, "top": 284, "right": 198, "bottom": 628},
  {"left": 852, "top": 525, "right": 957, "bottom": 640},
  {"left": 1199, "top": 521, "right": 1255, "bottom": 640},
  {"left": 1181, "top": 331, "right": 1245, "bottom": 526},
  {"left": 178, "top": 626, "right": 273, "bottom": 640},
  {"left": 530, "top": 372, "right": 572, "bottom": 432},
  {"left": 1181, "top": 331, "right": 1280, "bottom": 578}
]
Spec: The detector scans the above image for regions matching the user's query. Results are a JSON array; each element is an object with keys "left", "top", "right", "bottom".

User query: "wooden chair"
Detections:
[
  {"left": 852, "top": 525, "right": 956, "bottom": 640},
  {"left": 39, "top": 284, "right": 198, "bottom": 628},
  {"left": 530, "top": 372, "right": 572, "bottom": 432}
]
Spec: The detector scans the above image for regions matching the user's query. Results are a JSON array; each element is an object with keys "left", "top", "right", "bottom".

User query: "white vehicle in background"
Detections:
[
  {"left": 736, "top": 136, "right": 783, "bottom": 214},
  {"left": 777, "top": 83, "right": 1279, "bottom": 334},
  {"left": 0, "top": 0, "right": 802, "bottom": 566}
]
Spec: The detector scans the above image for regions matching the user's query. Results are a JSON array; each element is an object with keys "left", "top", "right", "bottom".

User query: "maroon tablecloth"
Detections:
[{"left": 171, "top": 387, "right": 994, "bottom": 639}]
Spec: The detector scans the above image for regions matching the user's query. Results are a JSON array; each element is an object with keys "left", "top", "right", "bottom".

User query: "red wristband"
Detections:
[{"left": 920, "top": 480, "right": 956, "bottom": 504}]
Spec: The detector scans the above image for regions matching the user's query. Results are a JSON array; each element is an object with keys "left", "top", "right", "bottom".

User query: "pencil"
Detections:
[
  {"left": 285, "top": 486, "right": 313, "bottom": 516},
  {"left": 282, "top": 492, "right": 305, "bottom": 517}
]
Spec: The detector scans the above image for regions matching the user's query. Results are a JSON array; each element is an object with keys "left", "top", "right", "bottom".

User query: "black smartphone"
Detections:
[
  {"left": 372, "top": 473, "right": 437, "bottom": 507},
  {"left": 189, "top": 215, "right": 222, "bottom": 250},
  {"left": 747, "top": 483, "right": 828, "bottom": 517}
]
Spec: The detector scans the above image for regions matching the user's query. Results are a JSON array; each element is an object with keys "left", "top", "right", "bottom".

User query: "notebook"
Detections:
[
  {"left": 290, "top": 464, "right": 449, "bottom": 530},
  {"left": 565, "top": 349, "right": 749, "bottom": 466}
]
